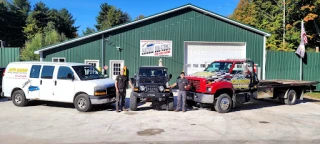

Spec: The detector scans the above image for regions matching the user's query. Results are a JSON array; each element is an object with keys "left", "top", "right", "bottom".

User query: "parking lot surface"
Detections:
[{"left": 1, "top": 91, "right": 320, "bottom": 144}]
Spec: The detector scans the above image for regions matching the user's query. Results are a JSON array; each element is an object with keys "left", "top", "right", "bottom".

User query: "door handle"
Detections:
[
  {"left": 40, "top": 80, "right": 42, "bottom": 85},
  {"left": 55, "top": 80, "right": 57, "bottom": 86}
]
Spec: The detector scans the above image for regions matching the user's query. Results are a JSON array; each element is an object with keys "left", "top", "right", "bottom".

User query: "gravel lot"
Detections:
[{"left": 1, "top": 91, "right": 320, "bottom": 144}]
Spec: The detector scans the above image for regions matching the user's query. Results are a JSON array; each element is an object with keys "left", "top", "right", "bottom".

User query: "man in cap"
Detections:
[{"left": 168, "top": 72, "right": 190, "bottom": 112}]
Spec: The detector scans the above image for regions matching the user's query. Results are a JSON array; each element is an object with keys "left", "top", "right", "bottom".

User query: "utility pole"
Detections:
[{"left": 283, "top": 0, "right": 286, "bottom": 48}]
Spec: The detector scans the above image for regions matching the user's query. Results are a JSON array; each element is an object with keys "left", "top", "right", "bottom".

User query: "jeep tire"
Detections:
[
  {"left": 186, "top": 100, "right": 196, "bottom": 107},
  {"left": 130, "top": 92, "right": 138, "bottom": 111},
  {"left": 166, "top": 98, "right": 174, "bottom": 111},
  {"left": 214, "top": 93, "right": 232, "bottom": 113},
  {"left": 74, "top": 94, "right": 92, "bottom": 112}
]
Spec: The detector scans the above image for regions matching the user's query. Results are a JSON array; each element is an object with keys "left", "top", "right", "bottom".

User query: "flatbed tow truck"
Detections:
[{"left": 185, "top": 59, "right": 318, "bottom": 113}]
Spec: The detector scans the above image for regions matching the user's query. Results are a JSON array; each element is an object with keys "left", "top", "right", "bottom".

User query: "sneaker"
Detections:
[
  {"left": 174, "top": 109, "right": 179, "bottom": 112},
  {"left": 182, "top": 109, "right": 186, "bottom": 112}
]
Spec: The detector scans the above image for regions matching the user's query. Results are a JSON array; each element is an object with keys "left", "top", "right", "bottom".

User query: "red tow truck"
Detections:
[{"left": 185, "top": 59, "right": 318, "bottom": 113}]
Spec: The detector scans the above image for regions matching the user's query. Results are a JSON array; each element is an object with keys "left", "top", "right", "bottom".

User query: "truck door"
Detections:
[{"left": 230, "top": 62, "right": 251, "bottom": 90}]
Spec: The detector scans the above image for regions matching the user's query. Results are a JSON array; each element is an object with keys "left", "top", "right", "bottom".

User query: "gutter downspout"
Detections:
[
  {"left": 262, "top": 36, "right": 266, "bottom": 80},
  {"left": 39, "top": 51, "right": 43, "bottom": 62}
]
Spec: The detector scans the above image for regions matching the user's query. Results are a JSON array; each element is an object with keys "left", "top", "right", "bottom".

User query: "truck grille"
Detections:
[
  {"left": 107, "top": 87, "right": 116, "bottom": 94},
  {"left": 146, "top": 85, "right": 159, "bottom": 92},
  {"left": 189, "top": 80, "right": 200, "bottom": 91}
]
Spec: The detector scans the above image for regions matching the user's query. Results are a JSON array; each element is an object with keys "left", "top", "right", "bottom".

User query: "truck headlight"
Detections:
[
  {"left": 158, "top": 86, "right": 164, "bottom": 92},
  {"left": 139, "top": 86, "right": 145, "bottom": 91},
  {"left": 207, "top": 87, "right": 212, "bottom": 92}
]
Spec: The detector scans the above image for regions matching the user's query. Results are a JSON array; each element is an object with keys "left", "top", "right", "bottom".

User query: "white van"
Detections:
[{"left": 1, "top": 62, "right": 116, "bottom": 112}]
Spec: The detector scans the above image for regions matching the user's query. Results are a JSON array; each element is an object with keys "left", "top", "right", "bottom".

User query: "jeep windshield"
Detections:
[
  {"left": 139, "top": 68, "right": 167, "bottom": 77},
  {"left": 72, "top": 65, "right": 105, "bottom": 80},
  {"left": 204, "top": 62, "right": 233, "bottom": 72}
]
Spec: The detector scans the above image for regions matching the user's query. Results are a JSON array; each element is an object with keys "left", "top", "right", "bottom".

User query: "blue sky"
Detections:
[{"left": 29, "top": 0, "right": 239, "bottom": 35}]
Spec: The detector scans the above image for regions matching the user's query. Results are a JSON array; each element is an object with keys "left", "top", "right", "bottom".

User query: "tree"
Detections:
[
  {"left": 12, "top": 0, "right": 30, "bottom": 16},
  {"left": 21, "top": 23, "right": 67, "bottom": 61},
  {"left": 134, "top": 15, "right": 145, "bottom": 21},
  {"left": 82, "top": 27, "right": 96, "bottom": 36},
  {"left": 95, "top": 3, "right": 131, "bottom": 31}
]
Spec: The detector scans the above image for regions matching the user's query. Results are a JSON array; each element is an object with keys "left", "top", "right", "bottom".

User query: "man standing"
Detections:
[
  {"left": 115, "top": 68, "right": 133, "bottom": 112},
  {"left": 168, "top": 72, "right": 190, "bottom": 112}
]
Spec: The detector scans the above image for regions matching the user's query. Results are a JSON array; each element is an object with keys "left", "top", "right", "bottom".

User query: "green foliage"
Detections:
[
  {"left": 95, "top": 3, "right": 131, "bottom": 31},
  {"left": 134, "top": 15, "right": 145, "bottom": 21},
  {"left": 230, "top": 0, "right": 320, "bottom": 51},
  {"left": 82, "top": 27, "right": 97, "bottom": 36}
]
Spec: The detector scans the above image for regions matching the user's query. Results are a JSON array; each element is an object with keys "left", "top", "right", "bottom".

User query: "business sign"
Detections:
[{"left": 140, "top": 40, "right": 172, "bottom": 57}]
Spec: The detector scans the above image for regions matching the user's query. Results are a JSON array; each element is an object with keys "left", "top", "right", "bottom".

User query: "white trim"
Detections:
[
  {"left": 109, "top": 60, "right": 124, "bottom": 79},
  {"left": 52, "top": 57, "right": 66, "bottom": 62},
  {"left": 84, "top": 60, "right": 100, "bottom": 68},
  {"left": 34, "top": 4, "right": 271, "bottom": 54},
  {"left": 262, "top": 36, "right": 266, "bottom": 80}
]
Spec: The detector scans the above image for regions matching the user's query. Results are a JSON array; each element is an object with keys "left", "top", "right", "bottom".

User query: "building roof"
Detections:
[
  {"left": 34, "top": 4, "right": 271, "bottom": 54},
  {"left": 9, "top": 61, "right": 90, "bottom": 66}
]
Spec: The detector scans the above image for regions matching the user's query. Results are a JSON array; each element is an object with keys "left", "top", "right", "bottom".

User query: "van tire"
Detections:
[
  {"left": 74, "top": 94, "right": 92, "bottom": 112},
  {"left": 130, "top": 92, "right": 138, "bottom": 111},
  {"left": 284, "top": 90, "right": 297, "bottom": 105},
  {"left": 12, "top": 90, "right": 28, "bottom": 107},
  {"left": 214, "top": 93, "right": 232, "bottom": 113}
]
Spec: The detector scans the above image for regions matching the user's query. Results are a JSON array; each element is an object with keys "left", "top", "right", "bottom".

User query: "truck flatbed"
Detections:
[{"left": 258, "top": 79, "right": 318, "bottom": 87}]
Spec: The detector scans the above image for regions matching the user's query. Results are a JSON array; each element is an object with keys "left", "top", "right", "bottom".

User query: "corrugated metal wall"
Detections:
[
  {"left": 266, "top": 51, "right": 320, "bottom": 91},
  {"left": 43, "top": 8, "right": 265, "bottom": 83},
  {"left": 0, "top": 47, "right": 20, "bottom": 67}
]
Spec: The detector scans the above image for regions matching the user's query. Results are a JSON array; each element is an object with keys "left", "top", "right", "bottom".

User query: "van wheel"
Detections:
[
  {"left": 74, "top": 94, "right": 92, "bottom": 112},
  {"left": 12, "top": 90, "right": 28, "bottom": 107},
  {"left": 130, "top": 92, "right": 138, "bottom": 111},
  {"left": 214, "top": 93, "right": 232, "bottom": 113},
  {"left": 284, "top": 90, "right": 297, "bottom": 105}
]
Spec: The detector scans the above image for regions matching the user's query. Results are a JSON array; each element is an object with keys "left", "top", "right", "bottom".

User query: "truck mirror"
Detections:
[{"left": 67, "top": 73, "right": 74, "bottom": 81}]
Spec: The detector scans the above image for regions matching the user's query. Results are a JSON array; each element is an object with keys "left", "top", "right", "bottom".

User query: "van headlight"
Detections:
[
  {"left": 94, "top": 86, "right": 106, "bottom": 91},
  {"left": 94, "top": 86, "right": 107, "bottom": 96},
  {"left": 139, "top": 86, "right": 145, "bottom": 91},
  {"left": 158, "top": 86, "right": 164, "bottom": 92}
]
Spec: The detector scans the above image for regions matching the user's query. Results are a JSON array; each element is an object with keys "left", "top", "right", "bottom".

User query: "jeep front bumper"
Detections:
[
  {"left": 187, "top": 92, "right": 214, "bottom": 104},
  {"left": 132, "top": 92, "right": 172, "bottom": 99}
]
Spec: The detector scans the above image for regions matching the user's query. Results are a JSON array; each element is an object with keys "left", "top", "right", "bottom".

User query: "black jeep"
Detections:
[{"left": 130, "top": 66, "right": 174, "bottom": 111}]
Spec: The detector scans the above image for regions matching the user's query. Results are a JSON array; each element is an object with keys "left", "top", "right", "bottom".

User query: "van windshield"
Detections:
[{"left": 72, "top": 65, "right": 104, "bottom": 80}]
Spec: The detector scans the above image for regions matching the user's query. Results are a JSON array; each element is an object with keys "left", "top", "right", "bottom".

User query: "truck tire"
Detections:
[
  {"left": 74, "top": 94, "right": 92, "bottom": 112},
  {"left": 214, "top": 93, "right": 232, "bottom": 113},
  {"left": 166, "top": 98, "right": 174, "bottom": 111},
  {"left": 186, "top": 100, "right": 196, "bottom": 107},
  {"left": 130, "top": 92, "right": 138, "bottom": 111},
  {"left": 284, "top": 90, "right": 297, "bottom": 105},
  {"left": 12, "top": 90, "right": 28, "bottom": 107},
  {"left": 279, "top": 97, "right": 285, "bottom": 104}
]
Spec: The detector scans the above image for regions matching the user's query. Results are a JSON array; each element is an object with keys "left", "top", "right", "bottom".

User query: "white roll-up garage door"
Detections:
[{"left": 184, "top": 42, "right": 246, "bottom": 75}]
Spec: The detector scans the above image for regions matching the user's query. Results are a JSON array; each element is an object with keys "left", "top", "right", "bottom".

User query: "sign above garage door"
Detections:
[
  {"left": 140, "top": 40, "right": 172, "bottom": 57},
  {"left": 184, "top": 42, "right": 246, "bottom": 75}
]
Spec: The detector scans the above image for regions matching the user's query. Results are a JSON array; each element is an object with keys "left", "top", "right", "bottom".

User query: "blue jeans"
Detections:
[{"left": 176, "top": 91, "right": 186, "bottom": 111}]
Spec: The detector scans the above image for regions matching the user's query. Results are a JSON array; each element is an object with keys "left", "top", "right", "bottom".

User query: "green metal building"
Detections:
[{"left": 34, "top": 4, "right": 271, "bottom": 82}]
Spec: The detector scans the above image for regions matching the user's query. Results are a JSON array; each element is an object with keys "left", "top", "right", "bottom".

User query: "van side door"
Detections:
[
  {"left": 53, "top": 66, "right": 75, "bottom": 102},
  {"left": 39, "top": 65, "right": 55, "bottom": 101},
  {"left": 25, "top": 65, "right": 42, "bottom": 99}
]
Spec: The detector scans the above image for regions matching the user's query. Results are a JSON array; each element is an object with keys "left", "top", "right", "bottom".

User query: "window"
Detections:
[
  {"left": 200, "top": 64, "right": 206, "bottom": 68},
  {"left": 30, "top": 65, "right": 42, "bottom": 78},
  {"left": 72, "top": 65, "right": 103, "bottom": 80},
  {"left": 57, "top": 66, "right": 74, "bottom": 79},
  {"left": 113, "top": 63, "right": 121, "bottom": 75},
  {"left": 139, "top": 68, "right": 167, "bottom": 77},
  {"left": 193, "top": 64, "right": 199, "bottom": 68},
  {"left": 52, "top": 58, "right": 65, "bottom": 62},
  {"left": 41, "top": 66, "right": 55, "bottom": 79},
  {"left": 205, "top": 62, "right": 233, "bottom": 72}
]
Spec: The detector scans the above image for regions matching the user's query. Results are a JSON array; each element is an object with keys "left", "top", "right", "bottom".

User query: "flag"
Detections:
[{"left": 295, "top": 20, "right": 308, "bottom": 58}]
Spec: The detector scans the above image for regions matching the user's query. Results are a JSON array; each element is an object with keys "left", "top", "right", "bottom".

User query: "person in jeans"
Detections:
[
  {"left": 115, "top": 69, "right": 133, "bottom": 112},
  {"left": 168, "top": 72, "right": 190, "bottom": 112}
]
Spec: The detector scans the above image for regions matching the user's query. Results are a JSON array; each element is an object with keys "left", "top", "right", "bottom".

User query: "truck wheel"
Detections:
[
  {"left": 12, "top": 90, "right": 28, "bottom": 107},
  {"left": 166, "top": 98, "right": 174, "bottom": 111},
  {"left": 186, "top": 100, "right": 196, "bottom": 107},
  {"left": 279, "top": 97, "right": 285, "bottom": 104},
  {"left": 284, "top": 90, "right": 297, "bottom": 105},
  {"left": 74, "top": 94, "right": 92, "bottom": 112},
  {"left": 130, "top": 92, "right": 138, "bottom": 111},
  {"left": 214, "top": 93, "right": 232, "bottom": 113}
]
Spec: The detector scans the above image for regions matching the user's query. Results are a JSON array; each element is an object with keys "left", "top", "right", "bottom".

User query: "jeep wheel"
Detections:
[
  {"left": 214, "top": 93, "right": 232, "bottom": 113},
  {"left": 12, "top": 90, "right": 28, "bottom": 107},
  {"left": 74, "top": 94, "right": 92, "bottom": 112},
  {"left": 284, "top": 90, "right": 297, "bottom": 105},
  {"left": 186, "top": 100, "right": 196, "bottom": 107},
  {"left": 166, "top": 98, "right": 174, "bottom": 111},
  {"left": 130, "top": 92, "right": 138, "bottom": 111}
]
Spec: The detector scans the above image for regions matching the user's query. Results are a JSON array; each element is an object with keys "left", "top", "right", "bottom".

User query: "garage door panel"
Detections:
[{"left": 185, "top": 42, "right": 246, "bottom": 75}]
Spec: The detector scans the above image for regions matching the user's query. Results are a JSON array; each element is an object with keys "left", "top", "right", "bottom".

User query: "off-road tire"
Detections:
[
  {"left": 214, "top": 93, "right": 232, "bottom": 113},
  {"left": 279, "top": 97, "right": 285, "bottom": 104},
  {"left": 284, "top": 90, "right": 297, "bottom": 105},
  {"left": 130, "top": 92, "right": 138, "bottom": 111},
  {"left": 186, "top": 100, "right": 196, "bottom": 107},
  {"left": 12, "top": 90, "right": 28, "bottom": 107},
  {"left": 74, "top": 94, "right": 92, "bottom": 112},
  {"left": 166, "top": 98, "right": 174, "bottom": 111}
]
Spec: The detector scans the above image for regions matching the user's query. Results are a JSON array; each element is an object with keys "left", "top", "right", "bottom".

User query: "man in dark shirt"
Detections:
[
  {"left": 115, "top": 69, "right": 133, "bottom": 112},
  {"left": 168, "top": 72, "right": 190, "bottom": 112}
]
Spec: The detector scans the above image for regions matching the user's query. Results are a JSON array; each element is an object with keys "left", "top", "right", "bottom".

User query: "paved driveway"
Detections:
[{"left": 0, "top": 92, "right": 320, "bottom": 144}]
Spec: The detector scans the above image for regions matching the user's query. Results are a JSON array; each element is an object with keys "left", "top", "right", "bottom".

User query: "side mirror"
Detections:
[
  {"left": 134, "top": 74, "right": 137, "bottom": 77},
  {"left": 67, "top": 73, "right": 75, "bottom": 81},
  {"left": 169, "top": 74, "right": 172, "bottom": 79}
]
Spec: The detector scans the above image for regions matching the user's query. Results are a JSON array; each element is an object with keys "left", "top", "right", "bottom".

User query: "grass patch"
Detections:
[{"left": 305, "top": 92, "right": 320, "bottom": 99}]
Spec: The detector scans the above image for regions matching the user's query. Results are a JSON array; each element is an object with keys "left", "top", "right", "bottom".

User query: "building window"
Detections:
[
  {"left": 200, "top": 64, "right": 206, "bottom": 68},
  {"left": 52, "top": 57, "right": 66, "bottom": 62},
  {"left": 193, "top": 64, "right": 199, "bottom": 68}
]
